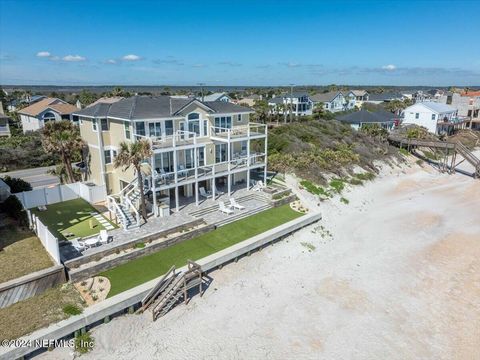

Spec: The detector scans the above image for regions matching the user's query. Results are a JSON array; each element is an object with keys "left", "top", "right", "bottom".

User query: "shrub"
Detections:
[
  {"left": 62, "top": 304, "right": 82, "bottom": 316},
  {"left": 340, "top": 197, "right": 350, "bottom": 204},
  {"left": 0, "top": 195, "right": 28, "bottom": 227},
  {"left": 134, "top": 242, "right": 146, "bottom": 249},
  {"left": 1, "top": 176, "right": 32, "bottom": 193},
  {"left": 329, "top": 179, "right": 346, "bottom": 194},
  {"left": 399, "top": 148, "right": 409, "bottom": 156},
  {"left": 354, "top": 172, "right": 376, "bottom": 181},
  {"left": 75, "top": 332, "right": 94, "bottom": 354}
]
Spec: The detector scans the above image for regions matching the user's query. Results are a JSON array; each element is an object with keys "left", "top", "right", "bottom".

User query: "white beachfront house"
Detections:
[
  {"left": 310, "top": 91, "right": 351, "bottom": 113},
  {"left": 401, "top": 102, "right": 463, "bottom": 134},
  {"left": 268, "top": 92, "right": 313, "bottom": 116}
]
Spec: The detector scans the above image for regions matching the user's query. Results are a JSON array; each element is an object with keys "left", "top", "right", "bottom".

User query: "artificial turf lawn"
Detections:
[
  {"left": 103, "top": 204, "right": 303, "bottom": 297},
  {"left": 31, "top": 198, "right": 117, "bottom": 241}
]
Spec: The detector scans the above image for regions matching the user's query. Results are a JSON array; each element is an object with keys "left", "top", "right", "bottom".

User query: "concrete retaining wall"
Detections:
[
  {"left": 0, "top": 265, "right": 65, "bottom": 309},
  {"left": 271, "top": 194, "right": 297, "bottom": 207},
  {"left": 0, "top": 212, "right": 321, "bottom": 360},
  {"left": 67, "top": 223, "right": 216, "bottom": 282}
]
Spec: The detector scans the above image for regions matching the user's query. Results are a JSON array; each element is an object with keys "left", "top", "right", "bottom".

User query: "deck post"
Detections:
[
  {"left": 151, "top": 154, "right": 158, "bottom": 217},
  {"left": 247, "top": 126, "right": 251, "bottom": 188},
  {"left": 194, "top": 146, "right": 199, "bottom": 206},
  {"left": 227, "top": 132, "right": 231, "bottom": 197},
  {"left": 212, "top": 165, "right": 216, "bottom": 200},
  {"left": 263, "top": 126, "right": 268, "bottom": 185},
  {"left": 175, "top": 186, "right": 179, "bottom": 212}
]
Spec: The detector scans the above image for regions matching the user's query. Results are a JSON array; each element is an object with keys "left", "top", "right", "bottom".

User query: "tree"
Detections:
[
  {"left": 77, "top": 90, "right": 98, "bottom": 106},
  {"left": 41, "top": 121, "right": 84, "bottom": 184},
  {"left": 114, "top": 140, "right": 153, "bottom": 221},
  {"left": 1, "top": 176, "right": 32, "bottom": 193}
]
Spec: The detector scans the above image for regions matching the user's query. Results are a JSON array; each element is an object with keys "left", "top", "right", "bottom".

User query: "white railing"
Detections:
[
  {"left": 107, "top": 195, "right": 128, "bottom": 228},
  {"left": 210, "top": 122, "right": 267, "bottom": 138},
  {"left": 135, "top": 130, "right": 199, "bottom": 148}
]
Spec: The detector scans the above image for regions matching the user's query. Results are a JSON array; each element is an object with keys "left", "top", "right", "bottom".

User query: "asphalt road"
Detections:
[{"left": 1, "top": 166, "right": 60, "bottom": 189}]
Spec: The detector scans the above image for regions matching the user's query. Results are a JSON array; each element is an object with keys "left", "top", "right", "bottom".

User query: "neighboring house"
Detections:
[
  {"left": 349, "top": 90, "right": 369, "bottom": 107},
  {"left": 268, "top": 92, "right": 313, "bottom": 116},
  {"left": 436, "top": 91, "right": 480, "bottom": 130},
  {"left": 74, "top": 96, "right": 267, "bottom": 227},
  {"left": 6, "top": 94, "right": 46, "bottom": 112},
  {"left": 18, "top": 97, "right": 78, "bottom": 133},
  {"left": 310, "top": 91, "right": 347, "bottom": 113},
  {"left": 402, "top": 102, "right": 463, "bottom": 135},
  {"left": 237, "top": 94, "right": 262, "bottom": 107},
  {"left": 199, "top": 92, "right": 232, "bottom": 102},
  {"left": 0, "top": 102, "right": 11, "bottom": 137},
  {"left": 336, "top": 109, "right": 398, "bottom": 131},
  {"left": 364, "top": 92, "right": 405, "bottom": 105},
  {"left": 86, "top": 96, "right": 125, "bottom": 108}
]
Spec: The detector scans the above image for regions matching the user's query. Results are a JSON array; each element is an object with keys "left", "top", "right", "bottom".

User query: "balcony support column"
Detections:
[
  {"left": 151, "top": 154, "right": 158, "bottom": 217},
  {"left": 227, "top": 132, "right": 231, "bottom": 197},
  {"left": 173, "top": 149, "right": 179, "bottom": 212},
  {"left": 264, "top": 126, "right": 268, "bottom": 185},
  {"left": 247, "top": 126, "right": 251, "bottom": 189},
  {"left": 194, "top": 146, "right": 199, "bottom": 206},
  {"left": 212, "top": 164, "right": 216, "bottom": 200}
]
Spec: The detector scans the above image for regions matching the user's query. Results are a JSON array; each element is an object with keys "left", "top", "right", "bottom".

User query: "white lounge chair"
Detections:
[
  {"left": 98, "top": 230, "right": 112, "bottom": 245},
  {"left": 230, "top": 198, "right": 245, "bottom": 210},
  {"left": 199, "top": 187, "right": 212, "bottom": 198},
  {"left": 71, "top": 238, "right": 86, "bottom": 252},
  {"left": 218, "top": 201, "right": 233, "bottom": 215},
  {"left": 252, "top": 180, "right": 265, "bottom": 191}
]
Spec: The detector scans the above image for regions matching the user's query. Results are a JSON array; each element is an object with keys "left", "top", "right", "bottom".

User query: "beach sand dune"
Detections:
[{"left": 41, "top": 165, "right": 480, "bottom": 360}]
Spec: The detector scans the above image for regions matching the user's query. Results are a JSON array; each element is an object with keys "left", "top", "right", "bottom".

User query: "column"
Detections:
[
  {"left": 246, "top": 125, "right": 251, "bottom": 189},
  {"left": 212, "top": 164, "right": 216, "bottom": 200},
  {"left": 227, "top": 134, "right": 231, "bottom": 197},
  {"left": 151, "top": 154, "right": 158, "bottom": 217},
  {"left": 264, "top": 126, "right": 268, "bottom": 184},
  {"left": 194, "top": 146, "right": 199, "bottom": 206},
  {"left": 175, "top": 186, "right": 179, "bottom": 212}
]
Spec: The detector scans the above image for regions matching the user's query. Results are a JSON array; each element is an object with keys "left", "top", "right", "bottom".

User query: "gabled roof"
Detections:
[
  {"left": 416, "top": 102, "right": 457, "bottom": 114},
  {"left": 367, "top": 92, "right": 404, "bottom": 101},
  {"left": 350, "top": 90, "right": 368, "bottom": 96},
  {"left": 310, "top": 91, "right": 343, "bottom": 103},
  {"left": 336, "top": 109, "right": 395, "bottom": 124},
  {"left": 74, "top": 95, "right": 253, "bottom": 120},
  {"left": 200, "top": 92, "right": 231, "bottom": 102},
  {"left": 18, "top": 98, "right": 75, "bottom": 116},
  {"left": 86, "top": 96, "right": 124, "bottom": 108}
]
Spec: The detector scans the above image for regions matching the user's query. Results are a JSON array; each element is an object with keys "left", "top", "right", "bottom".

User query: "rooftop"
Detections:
[
  {"left": 417, "top": 101, "right": 457, "bottom": 113},
  {"left": 310, "top": 91, "right": 343, "bottom": 102},
  {"left": 18, "top": 97, "right": 77, "bottom": 116},
  {"left": 336, "top": 109, "right": 396, "bottom": 124}
]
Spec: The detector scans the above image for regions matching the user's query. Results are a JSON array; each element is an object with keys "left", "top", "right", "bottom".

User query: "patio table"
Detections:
[{"left": 85, "top": 237, "right": 99, "bottom": 248}]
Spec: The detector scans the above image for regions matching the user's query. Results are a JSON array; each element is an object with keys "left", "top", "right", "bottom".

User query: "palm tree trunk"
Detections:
[
  {"left": 136, "top": 166, "right": 148, "bottom": 221},
  {"left": 62, "top": 151, "right": 75, "bottom": 184}
]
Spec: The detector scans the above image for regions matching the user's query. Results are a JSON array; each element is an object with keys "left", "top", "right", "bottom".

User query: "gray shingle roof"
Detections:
[
  {"left": 367, "top": 92, "right": 404, "bottom": 101},
  {"left": 336, "top": 109, "right": 396, "bottom": 124},
  {"left": 310, "top": 91, "right": 343, "bottom": 103},
  {"left": 74, "top": 96, "right": 252, "bottom": 120}
]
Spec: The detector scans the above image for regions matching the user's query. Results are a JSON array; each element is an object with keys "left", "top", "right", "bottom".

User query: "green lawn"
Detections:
[
  {"left": 103, "top": 204, "right": 302, "bottom": 297},
  {"left": 31, "top": 198, "right": 117, "bottom": 241}
]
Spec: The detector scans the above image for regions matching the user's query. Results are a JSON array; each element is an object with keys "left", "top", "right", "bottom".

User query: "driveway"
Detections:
[{"left": 0, "top": 166, "right": 59, "bottom": 189}]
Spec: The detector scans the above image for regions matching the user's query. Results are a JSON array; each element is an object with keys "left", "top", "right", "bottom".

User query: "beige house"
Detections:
[{"left": 74, "top": 96, "right": 267, "bottom": 229}]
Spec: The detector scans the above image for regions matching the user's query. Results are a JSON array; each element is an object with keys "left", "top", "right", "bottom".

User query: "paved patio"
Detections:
[{"left": 60, "top": 186, "right": 271, "bottom": 262}]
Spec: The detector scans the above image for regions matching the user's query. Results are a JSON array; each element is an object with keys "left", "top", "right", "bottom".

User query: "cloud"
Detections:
[
  {"left": 122, "top": 54, "right": 142, "bottom": 61},
  {"left": 105, "top": 59, "right": 117, "bottom": 64},
  {"left": 192, "top": 63, "right": 206, "bottom": 68},
  {"left": 382, "top": 64, "right": 397, "bottom": 71},
  {"left": 218, "top": 61, "right": 242, "bottom": 67},
  {"left": 36, "top": 51, "right": 51, "bottom": 58},
  {"left": 279, "top": 62, "right": 302, "bottom": 68},
  {"left": 62, "top": 55, "right": 86, "bottom": 62}
]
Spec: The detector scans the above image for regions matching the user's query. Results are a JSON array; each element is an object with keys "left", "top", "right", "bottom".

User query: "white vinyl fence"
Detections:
[
  {"left": 31, "top": 213, "right": 61, "bottom": 265},
  {"left": 15, "top": 182, "right": 106, "bottom": 209}
]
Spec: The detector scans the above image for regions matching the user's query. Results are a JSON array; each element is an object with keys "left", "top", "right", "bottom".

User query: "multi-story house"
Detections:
[
  {"left": 310, "top": 91, "right": 349, "bottom": 113},
  {"left": 268, "top": 92, "right": 313, "bottom": 116},
  {"left": 401, "top": 102, "right": 463, "bottom": 135},
  {"left": 436, "top": 91, "right": 480, "bottom": 130},
  {"left": 18, "top": 97, "right": 78, "bottom": 133},
  {"left": 74, "top": 96, "right": 267, "bottom": 229},
  {"left": 348, "top": 90, "right": 369, "bottom": 107}
]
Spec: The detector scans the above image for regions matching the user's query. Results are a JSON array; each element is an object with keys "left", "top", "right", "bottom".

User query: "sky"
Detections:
[{"left": 0, "top": 0, "right": 479, "bottom": 86}]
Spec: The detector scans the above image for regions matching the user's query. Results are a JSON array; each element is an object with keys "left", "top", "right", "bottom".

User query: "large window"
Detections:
[
  {"left": 185, "top": 149, "right": 194, "bottom": 168},
  {"left": 215, "top": 143, "right": 227, "bottom": 162},
  {"left": 214, "top": 116, "right": 232, "bottom": 131},
  {"left": 43, "top": 112, "right": 56, "bottom": 123},
  {"left": 101, "top": 118, "right": 109, "bottom": 131},
  {"left": 92, "top": 118, "right": 98, "bottom": 131},
  {"left": 135, "top": 121, "right": 146, "bottom": 136},
  {"left": 187, "top": 113, "right": 200, "bottom": 136},
  {"left": 161, "top": 152, "right": 174, "bottom": 172},
  {"left": 149, "top": 122, "right": 161, "bottom": 137}
]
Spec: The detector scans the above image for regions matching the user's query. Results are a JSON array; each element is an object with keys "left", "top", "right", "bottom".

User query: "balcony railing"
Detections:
[
  {"left": 210, "top": 122, "right": 267, "bottom": 139},
  {"left": 149, "top": 152, "right": 266, "bottom": 188},
  {"left": 135, "top": 130, "right": 199, "bottom": 149},
  {"left": 437, "top": 116, "right": 467, "bottom": 125}
]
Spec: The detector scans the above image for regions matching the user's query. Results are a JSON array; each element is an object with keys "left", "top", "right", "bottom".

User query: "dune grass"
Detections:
[
  {"left": 31, "top": 198, "right": 116, "bottom": 241},
  {"left": 102, "top": 204, "right": 302, "bottom": 297}
]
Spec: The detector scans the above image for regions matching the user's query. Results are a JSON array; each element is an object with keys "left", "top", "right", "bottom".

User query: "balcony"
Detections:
[
  {"left": 135, "top": 130, "right": 201, "bottom": 150},
  {"left": 437, "top": 116, "right": 467, "bottom": 125},
  {"left": 210, "top": 123, "right": 267, "bottom": 142},
  {"left": 149, "top": 152, "right": 266, "bottom": 189}
]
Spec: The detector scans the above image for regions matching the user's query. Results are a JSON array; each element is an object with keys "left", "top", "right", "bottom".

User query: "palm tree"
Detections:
[
  {"left": 42, "top": 121, "right": 84, "bottom": 184},
  {"left": 114, "top": 140, "right": 153, "bottom": 221}
]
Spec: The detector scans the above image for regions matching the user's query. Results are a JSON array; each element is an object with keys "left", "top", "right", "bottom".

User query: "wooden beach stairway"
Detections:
[
  {"left": 388, "top": 135, "right": 480, "bottom": 178},
  {"left": 140, "top": 261, "right": 204, "bottom": 321}
]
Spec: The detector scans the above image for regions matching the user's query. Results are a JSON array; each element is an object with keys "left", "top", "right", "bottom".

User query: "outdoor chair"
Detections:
[
  {"left": 230, "top": 198, "right": 245, "bottom": 210},
  {"left": 71, "top": 238, "right": 86, "bottom": 252},
  {"left": 214, "top": 184, "right": 224, "bottom": 195},
  {"left": 199, "top": 187, "right": 212, "bottom": 199},
  {"left": 98, "top": 229, "right": 113, "bottom": 245},
  {"left": 218, "top": 201, "right": 234, "bottom": 215},
  {"left": 252, "top": 180, "right": 265, "bottom": 192}
]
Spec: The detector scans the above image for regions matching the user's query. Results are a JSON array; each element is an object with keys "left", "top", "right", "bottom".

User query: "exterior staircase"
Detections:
[{"left": 107, "top": 177, "right": 147, "bottom": 230}]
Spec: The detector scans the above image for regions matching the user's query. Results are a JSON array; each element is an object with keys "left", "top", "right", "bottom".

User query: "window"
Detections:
[
  {"left": 203, "top": 120, "right": 208, "bottom": 137},
  {"left": 43, "top": 112, "right": 56, "bottom": 123},
  {"left": 237, "top": 114, "right": 242, "bottom": 122},
  {"left": 135, "top": 121, "right": 145, "bottom": 136},
  {"left": 187, "top": 113, "right": 200, "bottom": 136},
  {"left": 214, "top": 116, "right": 232, "bottom": 131},
  {"left": 415, "top": 113, "right": 419, "bottom": 119},
  {"left": 101, "top": 118, "right": 109, "bottom": 131},
  {"left": 185, "top": 149, "right": 193, "bottom": 168},
  {"left": 104, "top": 150, "right": 112, "bottom": 164},
  {"left": 198, "top": 147, "right": 205, "bottom": 166},
  {"left": 446, "top": 95, "right": 452, "bottom": 105},
  {"left": 431, "top": 114, "right": 436, "bottom": 120},
  {"left": 124, "top": 122, "right": 131, "bottom": 140},
  {"left": 325, "top": 103, "right": 329, "bottom": 109},
  {"left": 148, "top": 122, "right": 161, "bottom": 137},
  {"left": 241, "top": 141, "right": 247, "bottom": 153},
  {"left": 215, "top": 143, "right": 227, "bottom": 162},
  {"left": 92, "top": 118, "right": 98, "bottom": 131},
  {"left": 165, "top": 120, "right": 173, "bottom": 135}
]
